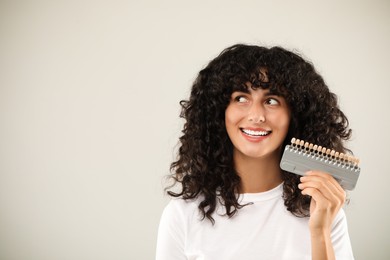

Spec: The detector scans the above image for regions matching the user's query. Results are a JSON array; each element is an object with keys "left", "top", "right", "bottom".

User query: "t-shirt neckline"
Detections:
[{"left": 238, "top": 182, "right": 283, "bottom": 202}]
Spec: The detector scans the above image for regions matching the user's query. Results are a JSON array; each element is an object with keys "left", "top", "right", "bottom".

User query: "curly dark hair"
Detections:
[{"left": 166, "top": 44, "right": 352, "bottom": 223}]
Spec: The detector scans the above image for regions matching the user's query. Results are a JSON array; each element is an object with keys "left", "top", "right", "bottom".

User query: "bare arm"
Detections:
[{"left": 298, "top": 171, "right": 346, "bottom": 260}]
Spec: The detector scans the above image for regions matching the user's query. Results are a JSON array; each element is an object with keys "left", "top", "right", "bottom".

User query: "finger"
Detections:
[
  {"left": 300, "top": 175, "right": 339, "bottom": 197},
  {"left": 299, "top": 180, "right": 338, "bottom": 204},
  {"left": 299, "top": 172, "right": 345, "bottom": 204},
  {"left": 299, "top": 181, "right": 344, "bottom": 209},
  {"left": 301, "top": 187, "right": 333, "bottom": 210},
  {"left": 305, "top": 171, "right": 345, "bottom": 195}
]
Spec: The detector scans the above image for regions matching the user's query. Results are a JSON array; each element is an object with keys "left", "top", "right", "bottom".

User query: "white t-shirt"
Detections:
[{"left": 156, "top": 183, "right": 354, "bottom": 260}]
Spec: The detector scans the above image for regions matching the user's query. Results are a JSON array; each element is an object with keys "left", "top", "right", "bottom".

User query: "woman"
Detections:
[{"left": 156, "top": 44, "right": 354, "bottom": 259}]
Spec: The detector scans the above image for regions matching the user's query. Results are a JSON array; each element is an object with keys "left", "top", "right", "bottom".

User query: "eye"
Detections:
[
  {"left": 265, "top": 98, "right": 280, "bottom": 106},
  {"left": 234, "top": 96, "right": 249, "bottom": 103}
]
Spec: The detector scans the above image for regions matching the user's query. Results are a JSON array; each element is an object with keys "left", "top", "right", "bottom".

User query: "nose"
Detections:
[{"left": 248, "top": 103, "right": 265, "bottom": 123}]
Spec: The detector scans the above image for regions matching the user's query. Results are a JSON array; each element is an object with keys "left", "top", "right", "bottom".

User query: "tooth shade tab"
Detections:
[{"left": 287, "top": 137, "right": 360, "bottom": 167}]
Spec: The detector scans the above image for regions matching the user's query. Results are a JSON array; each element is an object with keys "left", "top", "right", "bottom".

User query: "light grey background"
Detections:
[{"left": 1, "top": 0, "right": 389, "bottom": 259}]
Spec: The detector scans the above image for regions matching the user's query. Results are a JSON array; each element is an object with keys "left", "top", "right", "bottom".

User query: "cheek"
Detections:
[
  {"left": 271, "top": 109, "right": 291, "bottom": 130},
  {"left": 280, "top": 113, "right": 291, "bottom": 132},
  {"left": 225, "top": 106, "right": 234, "bottom": 123},
  {"left": 225, "top": 106, "right": 240, "bottom": 134}
]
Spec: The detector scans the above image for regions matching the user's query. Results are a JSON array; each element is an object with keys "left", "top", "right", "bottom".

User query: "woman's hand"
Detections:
[{"left": 298, "top": 171, "right": 346, "bottom": 233}]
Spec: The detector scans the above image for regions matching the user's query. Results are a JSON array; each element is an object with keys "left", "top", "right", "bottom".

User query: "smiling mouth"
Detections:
[{"left": 240, "top": 128, "right": 272, "bottom": 137}]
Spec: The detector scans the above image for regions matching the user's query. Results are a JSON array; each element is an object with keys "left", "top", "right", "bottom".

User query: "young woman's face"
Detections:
[{"left": 225, "top": 87, "right": 291, "bottom": 160}]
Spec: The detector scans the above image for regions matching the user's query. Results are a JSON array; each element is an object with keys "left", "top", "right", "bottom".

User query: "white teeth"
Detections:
[{"left": 241, "top": 129, "right": 270, "bottom": 136}]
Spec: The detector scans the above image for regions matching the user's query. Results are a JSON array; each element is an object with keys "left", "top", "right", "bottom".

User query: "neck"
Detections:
[{"left": 234, "top": 149, "right": 283, "bottom": 193}]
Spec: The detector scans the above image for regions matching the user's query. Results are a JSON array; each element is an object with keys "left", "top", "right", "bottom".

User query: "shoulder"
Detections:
[
  {"left": 164, "top": 197, "right": 200, "bottom": 213},
  {"left": 160, "top": 197, "right": 202, "bottom": 226},
  {"left": 157, "top": 197, "right": 202, "bottom": 248},
  {"left": 156, "top": 198, "right": 201, "bottom": 260}
]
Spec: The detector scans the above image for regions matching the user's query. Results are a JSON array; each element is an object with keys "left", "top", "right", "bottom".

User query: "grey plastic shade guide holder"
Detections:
[{"left": 280, "top": 138, "right": 361, "bottom": 190}]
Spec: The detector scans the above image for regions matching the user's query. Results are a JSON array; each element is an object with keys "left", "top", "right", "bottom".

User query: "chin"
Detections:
[{"left": 238, "top": 147, "right": 282, "bottom": 160}]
